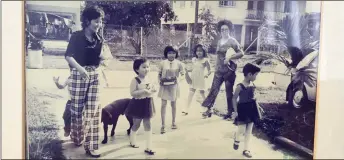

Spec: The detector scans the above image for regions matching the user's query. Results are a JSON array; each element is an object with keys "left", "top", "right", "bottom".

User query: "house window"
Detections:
[
  {"left": 180, "top": 1, "right": 185, "bottom": 8},
  {"left": 284, "top": 0, "right": 291, "bottom": 12},
  {"left": 219, "top": 1, "right": 236, "bottom": 7},
  {"left": 247, "top": 1, "right": 254, "bottom": 10},
  {"left": 274, "top": 1, "right": 284, "bottom": 12}
]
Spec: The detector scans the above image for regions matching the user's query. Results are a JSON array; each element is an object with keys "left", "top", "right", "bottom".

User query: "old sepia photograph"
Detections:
[{"left": 25, "top": 0, "right": 321, "bottom": 159}]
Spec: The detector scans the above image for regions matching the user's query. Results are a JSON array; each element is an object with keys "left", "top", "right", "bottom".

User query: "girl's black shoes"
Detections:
[
  {"left": 233, "top": 140, "right": 240, "bottom": 150},
  {"left": 85, "top": 150, "right": 101, "bottom": 158},
  {"left": 243, "top": 150, "right": 252, "bottom": 158},
  {"left": 202, "top": 109, "right": 212, "bottom": 118},
  {"left": 145, "top": 149, "right": 156, "bottom": 155}
]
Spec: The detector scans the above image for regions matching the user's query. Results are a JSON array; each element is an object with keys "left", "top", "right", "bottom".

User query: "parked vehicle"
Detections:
[
  {"left": 272, "top": 50, "right": 318, "bottom": 108},
  {"left": 26, "top": 11, "right": 74, "bottom": 41}
]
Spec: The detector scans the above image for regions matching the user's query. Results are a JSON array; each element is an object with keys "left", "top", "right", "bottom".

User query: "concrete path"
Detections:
[{"left": 26, "top": 69, "right": 298, "bottom": 159}]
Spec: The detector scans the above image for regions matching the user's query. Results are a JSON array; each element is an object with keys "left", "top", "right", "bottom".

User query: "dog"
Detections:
[{"left": 101, "top": 98, "right": 133, "bottom": 144}]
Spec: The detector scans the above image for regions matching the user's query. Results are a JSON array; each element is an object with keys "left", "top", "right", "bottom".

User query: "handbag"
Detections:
[
  {"left": 223, "top": 60, "right": 237, "bottom": 80},
  {"left": 160, "top": 77, "right": 177, "bottom": 86},
  {"left": 227, "top": 60, "right": 237, "bottom": 72},
  {"left": 225, "top": 47, "right": 238, "bottom": 71}
]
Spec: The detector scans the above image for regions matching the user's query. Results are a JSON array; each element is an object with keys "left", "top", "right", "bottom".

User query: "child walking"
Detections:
[
  {"left": 158, "top": 46, "right": 185, "bottom": 134},
  {"left": 231, "top": 63, "right": 261, "bottom": 158},
  {"left": 53, "top": 76, "right": 72, "bottom": 137},
  {"left": 183, "top": 44, "right": 211, "bottom": 115},
  {"left": 124, "top": 58, "right": 157, "bottom": 155}
]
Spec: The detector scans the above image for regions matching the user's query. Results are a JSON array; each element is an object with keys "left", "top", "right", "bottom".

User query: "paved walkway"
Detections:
[{"left": 27, "top": 69, "right": 298, "bottom": 159}]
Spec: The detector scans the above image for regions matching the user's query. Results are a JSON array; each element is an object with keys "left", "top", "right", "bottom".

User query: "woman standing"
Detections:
[
  {"left": 65, "top": 6, "right": 106, "bottom": 158},
  {"left": 201, "top": 20, "right": 244, "bottom": 119}
]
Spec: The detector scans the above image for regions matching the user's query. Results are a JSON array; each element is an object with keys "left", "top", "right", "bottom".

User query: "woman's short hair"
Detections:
[
  {"left": 217, "top": 19, "right": 234, "bottom": 33},
  {"left": 163, "top": 46, "right": 179, "bottom": 58},
  {"left": 193, "top": 44, "right": 207, "bottom": 58},
  {"left": 133, "top": 57, "right": 148, "bottom": 75},
  {"left": 81, "top": 6, "right": 105, "bottom": 29}
]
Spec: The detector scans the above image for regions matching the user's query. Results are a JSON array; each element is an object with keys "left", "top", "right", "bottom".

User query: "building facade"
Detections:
[
  {"left": 163, "top": 1, "right": 320, "bottom": 51},
  {"left": 25, "top": 1, "right": 82, "bottom": 40}
]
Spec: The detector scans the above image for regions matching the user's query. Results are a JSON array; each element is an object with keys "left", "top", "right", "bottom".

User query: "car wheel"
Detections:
[{"left": 288, "top": 87, "right": 308, "bottom": 109}]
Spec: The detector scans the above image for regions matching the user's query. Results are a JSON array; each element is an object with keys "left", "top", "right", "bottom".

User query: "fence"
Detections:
[{"left": 103, "top": 24, "right": 191, "bottom": 59}]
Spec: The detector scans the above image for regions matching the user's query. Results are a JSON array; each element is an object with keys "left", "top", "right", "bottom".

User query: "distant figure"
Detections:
[
  {"left": 40, "top": 14, "right": 48, "bottom": 37},
  {"left": 53, "top": 18, "right": 62, "bottom": 36}
]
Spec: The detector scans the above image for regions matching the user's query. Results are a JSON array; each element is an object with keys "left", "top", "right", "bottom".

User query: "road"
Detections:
[{"left": 26, "top": 69, "right": 299, "bottom": 159}]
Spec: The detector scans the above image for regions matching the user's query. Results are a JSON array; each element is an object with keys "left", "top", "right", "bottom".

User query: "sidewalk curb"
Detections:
[
  {"left": 213, "top": 108, "right": 311, "bottom": 159},
  {"left": 274, "top": 136, "right": 313, "bottom": 159}
]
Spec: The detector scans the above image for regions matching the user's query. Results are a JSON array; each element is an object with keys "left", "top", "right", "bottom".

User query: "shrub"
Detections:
[{"left": 29, "top": 38, "right": 43, "bottom": 50}]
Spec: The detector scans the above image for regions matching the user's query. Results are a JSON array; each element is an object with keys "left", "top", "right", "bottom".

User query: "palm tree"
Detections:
[
  {"left": 254, "top": 13, "right": 320, "bottom": 106},
  {"left": 292, "top": 65, "right": 317, "bottom": 91},
  {"left": 255, "top": 13, "right": 320, "bottom": 66}
]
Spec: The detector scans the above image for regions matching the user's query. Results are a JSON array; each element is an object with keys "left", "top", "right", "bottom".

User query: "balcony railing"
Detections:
[{"left": 246, "top": 9, "right": 287, "bottom": 21}]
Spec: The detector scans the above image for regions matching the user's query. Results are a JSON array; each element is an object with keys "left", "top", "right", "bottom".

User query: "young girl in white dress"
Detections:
[{"left": 183, "top": 44, "right": 211, "bottom": 115}]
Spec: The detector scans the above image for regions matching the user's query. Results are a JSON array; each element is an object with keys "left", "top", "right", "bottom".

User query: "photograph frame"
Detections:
[{"left": 23, "top": 1, "right": 322, "bottom": 159}]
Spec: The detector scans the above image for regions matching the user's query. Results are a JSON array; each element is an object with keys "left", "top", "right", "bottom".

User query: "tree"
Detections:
[
  {"left": 85, "top": 1, "right": 177, "bottom": 54},
  {"left": 256, "top": 13, "right": 320, "bottom": 67},
  {"left": 197, "top": 7, "right": 217, "bottom": 53},
  {"left": 254, "top": 13, "right": 320, "bottom": 93}
]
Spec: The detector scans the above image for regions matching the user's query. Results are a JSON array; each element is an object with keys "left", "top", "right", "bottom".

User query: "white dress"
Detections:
[{"left": 190, "top": 57, "right": 209, "bottom": 90}]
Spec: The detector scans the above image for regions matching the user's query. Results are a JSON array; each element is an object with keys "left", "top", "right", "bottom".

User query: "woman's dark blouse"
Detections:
[{"left": 65, "top": 30, "right": 103, "bottom": 67}]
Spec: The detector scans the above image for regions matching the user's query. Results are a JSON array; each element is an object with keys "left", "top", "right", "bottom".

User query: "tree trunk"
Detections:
[
  {"left": 128, "top": 28, "right": 142, "bottom": 55},
  {"left": 135, "top": 42, "right": 141, "bottom": 55},
  {"left": 189, "top": 0, "right": 199, "bottom": 57},
  {"left": 129, "top": 39, "right": 141, "bottom": 55}
]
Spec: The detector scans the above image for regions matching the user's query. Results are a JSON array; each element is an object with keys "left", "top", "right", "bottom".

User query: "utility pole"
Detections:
[
  {"left": 140, "top": 27, "right": 143, "bottom": 56},
  {"left": 189, "top": 0, "right": 199, "bottom": 57}
]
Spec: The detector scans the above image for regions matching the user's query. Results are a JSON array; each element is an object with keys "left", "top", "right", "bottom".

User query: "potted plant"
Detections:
[{"left": 27, "top": 38, "right": 44, "bottom": 69}]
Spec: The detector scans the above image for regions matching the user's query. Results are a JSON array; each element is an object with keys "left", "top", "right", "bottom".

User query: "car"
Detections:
[{"left": 272, "top": 50, "right": 319, "bottom": 108}]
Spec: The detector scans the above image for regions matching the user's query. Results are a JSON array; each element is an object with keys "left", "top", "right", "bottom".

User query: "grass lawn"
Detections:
[
  {"left": 211, "top": 85, "right": 316, "bottom": 151},
  {"left": 27, "top": 87, "right": 66, "bottom": 159}
]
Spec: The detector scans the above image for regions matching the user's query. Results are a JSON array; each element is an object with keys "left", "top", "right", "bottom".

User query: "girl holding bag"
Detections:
[{"left": 158, "top": 46, "right": 185, "bottom": 134}]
